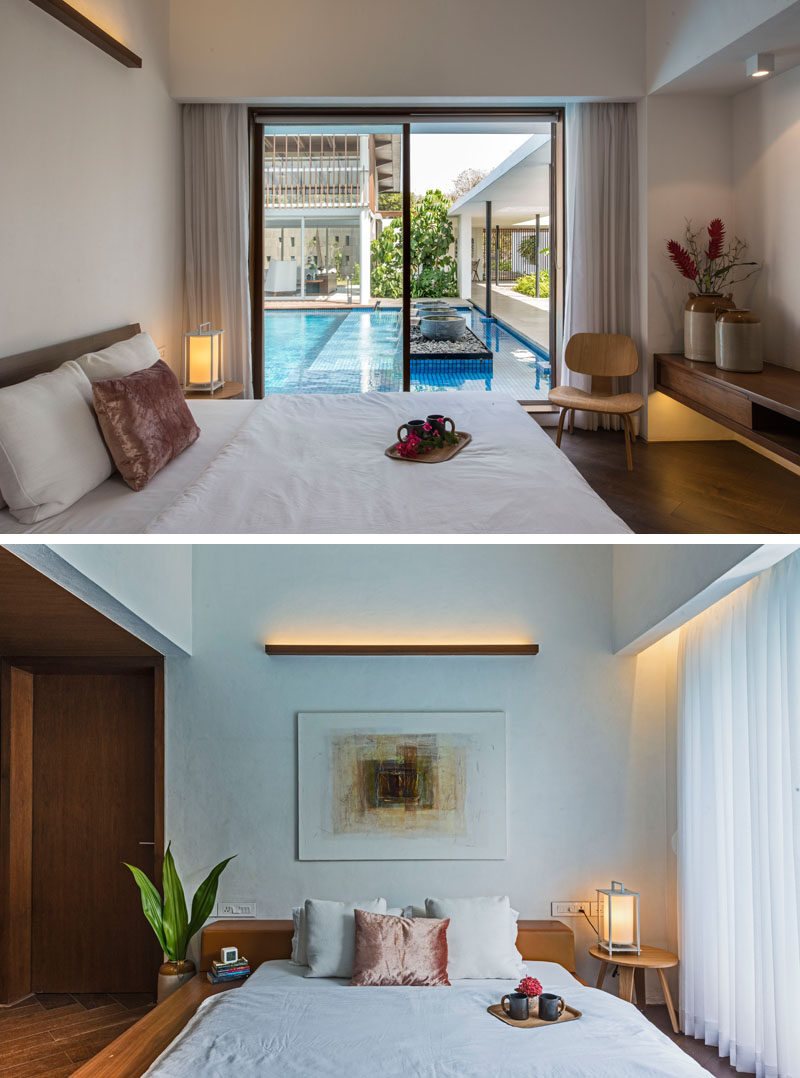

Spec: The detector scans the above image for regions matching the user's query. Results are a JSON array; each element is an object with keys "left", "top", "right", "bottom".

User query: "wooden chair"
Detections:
[{"left": 548, "top": 333, "right": 644, "bottom": 471}]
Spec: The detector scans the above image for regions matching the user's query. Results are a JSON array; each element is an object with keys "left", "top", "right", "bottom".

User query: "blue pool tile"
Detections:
[{"left": 264, "top": 308, "right": 550, "bottom": 399}]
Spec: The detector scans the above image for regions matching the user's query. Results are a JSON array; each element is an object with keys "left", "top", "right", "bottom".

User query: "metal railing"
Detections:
[
  {"left": 265, "top": 165, "right": 369, "bottom": 210},
  {"left": 480, "top": 227, "right": 550, "bottom": 281}
]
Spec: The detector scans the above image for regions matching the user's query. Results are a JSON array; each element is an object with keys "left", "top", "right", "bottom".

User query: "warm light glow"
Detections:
[
  {"left": 608, "top": 892, "right": 636, "bottom": 947},
  {"left": 746, "top": 53, "right": 775, "bottom": 78},
  {"left": 184, "top": 325, "right": 223, "bottom": 388},
  {"left": 188, "top": 336, "right": 221, "bottom": 384},
  {"left": 597, "top": 882, "right": 640, "bottom": 953}
]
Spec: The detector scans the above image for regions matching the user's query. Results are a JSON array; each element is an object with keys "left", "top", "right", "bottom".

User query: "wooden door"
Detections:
[{"left": 30, "top": 670, "right": 161, "bottom": 992}]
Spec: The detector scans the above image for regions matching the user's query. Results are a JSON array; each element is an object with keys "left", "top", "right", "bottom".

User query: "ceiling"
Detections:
[
  {"left": 0, "top": 548, "right": 160, "bottom": 659},
  {"left": 448, "top": 135, "right": 551, "bottom": 226},
  {"left": 655, "top": 5, "right": 800, "bottom": 95}
]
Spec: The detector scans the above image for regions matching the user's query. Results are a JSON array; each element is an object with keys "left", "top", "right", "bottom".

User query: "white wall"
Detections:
[
  {"left": 0, "top": 0, "right": 183, "bottom": 369},
  {"left": 168, "top": 0, "right": 645, "bottom": 102},
  {"left": 734, "top": 63, "right": 800, "bottom": 371},
  {"left": 643, "top": 94, "right": 739, "bottom": 440},
  {"left": 49, "top": 544, "right": 193, "bottom": 654},
  {"left": 166, "top": 544, "right": 672, "bottom": 986}
]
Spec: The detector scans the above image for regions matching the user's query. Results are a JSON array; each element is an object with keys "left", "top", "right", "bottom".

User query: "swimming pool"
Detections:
[{"left": 264, "top": 307, "right": 551, "bottom": 398}]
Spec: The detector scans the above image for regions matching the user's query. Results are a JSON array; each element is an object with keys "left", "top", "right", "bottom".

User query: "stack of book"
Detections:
[{"left": 207, "top": 955, "right": 251, "bottom": 984}]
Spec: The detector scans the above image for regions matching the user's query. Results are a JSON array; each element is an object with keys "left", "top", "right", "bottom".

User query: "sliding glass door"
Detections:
[{"left": 251, "top": 110, "right": 563, "bottom": 402}]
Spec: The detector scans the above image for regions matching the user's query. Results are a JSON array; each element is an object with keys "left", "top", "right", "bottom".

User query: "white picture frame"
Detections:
[{"left": 298, "top": 710, "right": 507, "bottom": 860}]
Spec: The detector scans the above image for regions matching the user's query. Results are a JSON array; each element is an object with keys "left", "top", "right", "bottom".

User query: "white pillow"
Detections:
[
  {"left": 403, "top": 905, "right": 427, "bottom": 919},
  {"left": 304, "top": 897, "right": 387, "bottom": 978},
  {"left": 74, "top": 331, "right": 160, "bottom": 383},
  {"left": 0, "top": 361, "right": 113, "bottom": 523},
  {"left": 292, "top": 902, "right": 402, "bottom": 964},
  {"left": 290, "top": 906, "right": 308, "bottom": 966},
  {"left": 424, "top": 896, "right": 524, "bottom": 979}
]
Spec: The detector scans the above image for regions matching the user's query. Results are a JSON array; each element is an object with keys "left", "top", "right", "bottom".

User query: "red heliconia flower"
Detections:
[
  {"left": 667, "top": 240, "right": 699, "bottom": 281},
  {"left": 706, "top": 218, "right": 725, "bottom": 261},
  {"left": 517, "top": 975, "right": 543, "bottom": 998}
]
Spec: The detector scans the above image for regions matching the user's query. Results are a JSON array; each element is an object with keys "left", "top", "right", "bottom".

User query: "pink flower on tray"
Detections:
[{"left": 516, "top": 976, "right": 543, "bottom": 998}]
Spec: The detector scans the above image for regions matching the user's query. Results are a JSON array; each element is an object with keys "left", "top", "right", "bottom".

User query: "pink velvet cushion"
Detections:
[
  {"left": 350, "top": 909, "right": 450, "bottom": 987},
  {"left": 92, "top": 360, "right": 200, "bottom": 491}
]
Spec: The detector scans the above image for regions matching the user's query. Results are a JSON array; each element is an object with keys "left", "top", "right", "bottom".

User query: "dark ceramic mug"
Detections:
[
  {"left": 500, "top": 992, "right": 530, "bottom": 1021},
  {"left": 396, "top": 419, "right": 432, "bottom": 443},
  {"left": 426, "top": 414, "right": 456, "bottom": 436},
  {"left": 537, "top": 993, "right": 565, "bottom": 1022}
]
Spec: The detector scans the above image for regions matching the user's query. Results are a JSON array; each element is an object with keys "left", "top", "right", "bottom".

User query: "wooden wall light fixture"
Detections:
[
  {"left": 264, "top": 644, "right": 539, "bottom": 656},
  {"left": 28, "top": 0, "right": 143, "bottom": 68}
]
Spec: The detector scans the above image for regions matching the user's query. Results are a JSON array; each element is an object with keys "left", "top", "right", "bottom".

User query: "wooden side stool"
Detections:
[{"left": 589, "top": 944, "right": 679, "bottom": 1033}]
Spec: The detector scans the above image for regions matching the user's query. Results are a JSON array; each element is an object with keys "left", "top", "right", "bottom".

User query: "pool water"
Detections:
[{"left": 264, "top": 307, "right": 551, "bottom": 399}]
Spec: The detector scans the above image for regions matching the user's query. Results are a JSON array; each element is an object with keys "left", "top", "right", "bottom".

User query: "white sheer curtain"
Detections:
[
  {"left": 678, "top": 550, "right": 800, "bottom": 1078},
  {"left": 562, "top": 103, "right": 640, "bottom": 429},
  {"left": 184, "top": 104, "right": 253, "bottom": 398}
]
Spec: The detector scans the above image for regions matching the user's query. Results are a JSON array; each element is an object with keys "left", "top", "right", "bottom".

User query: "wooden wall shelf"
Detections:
[
  {"left": 655, "top": 353, "right": 800, "bottom": 467},
  {"left": 28, "top": 0, "right": 143, "bottom": 68},
  {"left": 264, "top": 644, "right": 539, "bottom": 656}
]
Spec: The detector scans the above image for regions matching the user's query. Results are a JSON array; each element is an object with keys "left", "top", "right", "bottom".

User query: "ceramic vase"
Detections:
[
  {"left": 715, "top": 308, "right": 763, "bottom": 372},
  {"left": 684, "top": 293, "right": 735, "bottom": 362},
  {"left": 157, "top": 959, "right": 195, "bottom": 1003}
]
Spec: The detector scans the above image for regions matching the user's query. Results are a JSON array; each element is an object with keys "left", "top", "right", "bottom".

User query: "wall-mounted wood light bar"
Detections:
[
  {"left": 28, "top": 0, "right": 142, "bottom": 68},
  {"left": 265, "top": 644, "right": 539, "bottom": 656}
]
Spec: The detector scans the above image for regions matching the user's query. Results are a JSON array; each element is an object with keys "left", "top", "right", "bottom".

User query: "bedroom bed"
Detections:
[
  {"left": 72, "top": 919, "right": 706, "bottom": 1078},
  {"left": 0, "top": 326, "right": 630, "bottom": 534}
]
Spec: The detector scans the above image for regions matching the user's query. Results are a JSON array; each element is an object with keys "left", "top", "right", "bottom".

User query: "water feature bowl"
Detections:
[
  {"left": 415, "top": 306, "right": 452, "bottom": 320},
  {"left": 420, "top": 314, "right": 467, "bottom": 342}
]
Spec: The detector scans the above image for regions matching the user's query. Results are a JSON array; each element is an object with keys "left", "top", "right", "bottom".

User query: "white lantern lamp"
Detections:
[
  {"left": 596, "top": 881, "right": 640, "bottom": 956},
  {"left": 183, "top": 322, "right": 224, "bottom": 393}
]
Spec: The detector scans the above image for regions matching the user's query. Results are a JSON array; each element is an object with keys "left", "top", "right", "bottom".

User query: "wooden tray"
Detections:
[
  {"left": 385, "top": 431, "right": 471, "bottom": 463},
  {"left": 487, "top": 1001, "right": 582, "bottom": 1029}
]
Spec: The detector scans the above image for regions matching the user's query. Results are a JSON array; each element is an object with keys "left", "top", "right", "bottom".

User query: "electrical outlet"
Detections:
[
  {"left": 551, "top": 900, "right": 599, "bottom": 917},
  {"left": 217, "top": 901, "right": 257, "bottom": 918},
  {"left": 157, "top": 345, "right": 166, "bottom": 360}
]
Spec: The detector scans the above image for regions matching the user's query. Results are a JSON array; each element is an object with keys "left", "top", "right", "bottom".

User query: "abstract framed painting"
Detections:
[{"left": 298, "top": 711, "right": 507, "bottom": 860}]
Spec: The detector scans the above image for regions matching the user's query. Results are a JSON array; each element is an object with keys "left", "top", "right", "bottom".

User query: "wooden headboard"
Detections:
[
  {"left": 201, "top": 917, "right": 576, "bottom": 973},
  {"left": 0, "top": 323, "right": 141, "bottom": 389}
]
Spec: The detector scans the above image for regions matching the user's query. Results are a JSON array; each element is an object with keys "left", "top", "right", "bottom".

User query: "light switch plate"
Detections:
[
  {"left": 217, "top": 900, "right": 257, "bottom": 918},
  {"left": 550, "top": 900, "right": 599, "bottom": 917},
  {"left": 157, "top": 345, "right": 166, "bottom": 360}
]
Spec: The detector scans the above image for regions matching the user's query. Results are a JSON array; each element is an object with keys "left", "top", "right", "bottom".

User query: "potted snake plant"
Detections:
[{"left": 124, "top": 843, "right": 235, "bottom": 1002}]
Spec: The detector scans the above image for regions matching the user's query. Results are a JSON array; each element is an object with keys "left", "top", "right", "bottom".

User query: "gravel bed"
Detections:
[{"left": 409, "top": 326, "right": 492, "bottom": 358}]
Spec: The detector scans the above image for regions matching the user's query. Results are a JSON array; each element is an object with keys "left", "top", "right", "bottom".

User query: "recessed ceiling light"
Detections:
[{"left": 746, "top": 52, "right": 775, "bottom": 78}]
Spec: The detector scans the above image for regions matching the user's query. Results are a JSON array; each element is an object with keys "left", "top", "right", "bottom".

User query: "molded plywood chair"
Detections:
[{"left": 549, "top": 333, "right": 644, "bottom": 471}]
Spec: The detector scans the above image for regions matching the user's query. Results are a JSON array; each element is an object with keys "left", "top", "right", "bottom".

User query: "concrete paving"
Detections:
[{"left": 471, "top": 283, "right": 550, "bottom": 351}]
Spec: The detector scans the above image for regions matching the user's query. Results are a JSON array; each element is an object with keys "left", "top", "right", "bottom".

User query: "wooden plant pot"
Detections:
[{"left": 157, "top": 959, "right": 196, "bottom": 1003}]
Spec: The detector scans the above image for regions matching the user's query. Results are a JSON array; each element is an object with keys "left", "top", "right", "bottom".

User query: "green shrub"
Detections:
[
  {"left": 371, "top": 189, "right": 458, "bottom": 299},
  {"left": 514, "top": 271, "right": 550, "bottom": 299}
]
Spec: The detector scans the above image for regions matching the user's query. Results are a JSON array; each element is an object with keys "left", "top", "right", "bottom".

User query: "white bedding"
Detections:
[
  {"left": 0, "top": 391, "right": 629, "bottom": 534},
  {"left": 145, "top": 960, "right": 706, "bottom": 1077},
  {"left": 0, "top": 401, "right": 258, "bottom": 534},
  {"left": 144, "top": 391, "right": 629, "bottom": 534}
]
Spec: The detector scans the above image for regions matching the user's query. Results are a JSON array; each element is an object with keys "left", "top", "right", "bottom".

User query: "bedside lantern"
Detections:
[
  {"left": 596, "top": 881, "right": 640, "bottom": 955},
  {"left": 183, "top": 322, "right": 224, "bottom": 392}
]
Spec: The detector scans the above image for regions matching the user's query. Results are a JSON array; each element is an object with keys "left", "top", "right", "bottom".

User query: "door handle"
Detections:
[{"left": 138, "top": 841, "right": 155, "bottom": 846}]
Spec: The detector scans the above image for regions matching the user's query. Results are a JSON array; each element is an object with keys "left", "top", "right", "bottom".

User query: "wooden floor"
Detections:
[
  {"left": 646, "top": 1005, "right": 742, "bottom": 1075},
  {"left": 544, "top": 427, "right": 800, "bottom": 533},
  {"left": 0, "top": 993, "right": 154, "bottom": 1076},
  {"left": 0, "top": 994, "right": 744, "bottom": 1077}
]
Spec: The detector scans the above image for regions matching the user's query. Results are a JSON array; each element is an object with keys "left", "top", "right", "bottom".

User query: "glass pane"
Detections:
[
  {"left": 406, "top": 123, "right": 554, "bottom": 401},
  {"left": 262, "top": 126, "right": 405, "bottom": 395}
]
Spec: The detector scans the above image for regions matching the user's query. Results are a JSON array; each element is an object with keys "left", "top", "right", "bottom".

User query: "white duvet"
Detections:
[
  {"left": 144, "top": 391, "right": 630, "bottom": 534},
  {"left": 145, "top": 960, "right": 707, "bottom": 1077}
]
